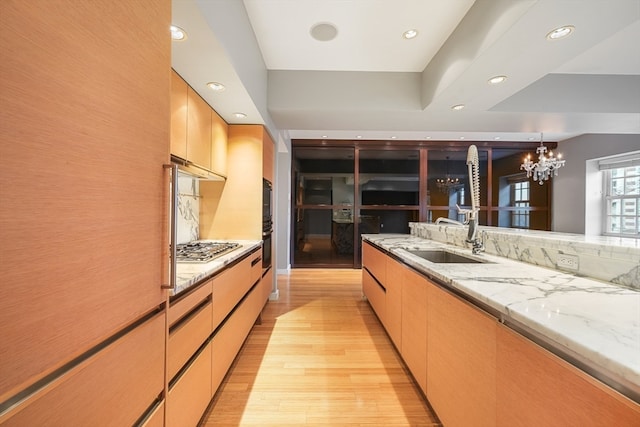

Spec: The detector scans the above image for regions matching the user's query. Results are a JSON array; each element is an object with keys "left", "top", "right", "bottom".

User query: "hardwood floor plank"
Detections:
[{"left": 201, "top": 269, "right": 440, "bottom": 426}]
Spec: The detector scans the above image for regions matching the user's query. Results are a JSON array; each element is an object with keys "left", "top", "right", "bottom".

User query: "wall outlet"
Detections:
[{"left": 557, "top": 253, "right": 579, "bottom": 271}]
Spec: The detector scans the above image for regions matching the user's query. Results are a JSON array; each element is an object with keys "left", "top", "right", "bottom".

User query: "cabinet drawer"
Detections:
[
  {"left": 212, "top": 282, "right": 263, "bottom": 395},
  {"left": 250, "top": 251, "right": 262, "bottom": 285},
  {"left": 212, "top": 256, "right": 252, "bottom": 330},
  {"left": 140, "top": 400, "right": 164, "bottom": 427},
  {"left": 363, "top": 268, "right": 386, "bottom": 322},
  {"left": 168, "top": 299, "right": 213, "bottom": 380},
  {"left": 168, "top": 279, "right": 213, "bottom": 326},
  {"left": 363, "top": 242, "right": 387, "bottom": 284},
  {"left": 167, "top": 342, "right": 213, "bottom": 427},
  {"left": 1, "top": 314, "right": 165, "bottom": 426}
]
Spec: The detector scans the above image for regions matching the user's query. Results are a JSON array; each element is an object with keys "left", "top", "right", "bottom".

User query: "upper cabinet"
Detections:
[
  {"left": 211, "top": 109, "right": 228, "bottom": 177},
  {"left": 200, "top": 125, "right": 274, "bottom": 240},
  {"left": 170, "top": 69, "right": 227, "bottom": 176},
  {"left": 186, "top": 87, "right": 212, "bottom": 170},
  {"left": 263, "top": 130, "right": 274, "bottom": 183},
  {"left": 170, "top": 71, "right": 188, "bottom": 159}
]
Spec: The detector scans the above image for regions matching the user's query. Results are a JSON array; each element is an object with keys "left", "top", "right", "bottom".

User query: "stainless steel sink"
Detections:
[{"left": 407, "top": 249, "right": 485, "bottom": 264}]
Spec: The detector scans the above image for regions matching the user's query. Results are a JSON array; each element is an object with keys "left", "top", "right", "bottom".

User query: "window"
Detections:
[
  {"left": 511, "top": 180, "right": 530, "bottom": 228},
  {"left": 604, "top": 165, "right": 640, "bottom": 238}
]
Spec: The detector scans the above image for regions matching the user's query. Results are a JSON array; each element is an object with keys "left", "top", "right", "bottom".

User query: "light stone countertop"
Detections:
[
  {"left": 172, "top": 240, "right": 262, "bottom": 296},
  {"left": 362, "top": 233, "right": 640, "bottom": 402}
]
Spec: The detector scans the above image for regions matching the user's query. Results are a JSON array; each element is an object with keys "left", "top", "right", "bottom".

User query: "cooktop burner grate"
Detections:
[{"left": 175, "top": 241, "right": 240, "bottom": 263}]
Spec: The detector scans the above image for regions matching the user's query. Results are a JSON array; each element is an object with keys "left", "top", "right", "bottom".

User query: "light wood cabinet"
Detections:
[
  {"left": 362, "top": 268, "right": 386, "bottom": 323},
  {"left": 362, "top": 242, "right": 640, "bottom": 425},
  {"left": 187, "top": 86, "right": 212, "bottom": 169},
  {"left": 427, "top": 284, "right": 497, "bottom": 427},
  {"left": 201, "top": 125, "right": 273, "bottom": 240},
  {"left": 211, "top": 109, "right": 228, "bottom": 176},
  {"left": 167, "top": 342, "right": 213, "bottom": 427},
  {"left": 167, "top": 298, "right": 213, "bottom": 380},
  {"left": 362, "top": 242, "right": 387, "bottom": 285},
  {"left": 170, "top": 70, "right": 188, "bottom": 159},
  {"left": 263, "top": 129, "right": 275, "bottom": 183},
  {"left": 0, "top": 0, "right": 170, "bottom": 408},
  {"left": 384, "top": 257, "right": 404, "bottom": 349},
  {"left": 211, "top": 275, "right": 265, "bottom": 394},
  {"left": 496, "top": 325, "right": 640, "bottom": 427},
  {"left": 211, "top": 254, "right": 254, "bottom": 330},
  {"left": 1, "top": 314, "right": 165, "bottom": 426},
  {"left": 401, "top": 267, "right": 428, "bottom": 394}
]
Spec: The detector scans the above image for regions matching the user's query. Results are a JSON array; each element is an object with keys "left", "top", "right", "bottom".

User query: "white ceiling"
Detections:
[{"left": 171, "top": 0, "right": 640, "bottom": 145}]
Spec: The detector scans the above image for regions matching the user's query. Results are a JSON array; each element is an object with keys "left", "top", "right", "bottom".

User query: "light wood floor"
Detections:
[{"left": 201, "top": 269, "right": 441, "bottom": 426}]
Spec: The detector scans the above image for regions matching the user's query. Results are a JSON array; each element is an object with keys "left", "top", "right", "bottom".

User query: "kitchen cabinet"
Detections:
[
  {"left": 187, "top": 86, "right": 213, "bottom": 170},
  {"left": 171, "top": 69, "right": 188, "bottom": 159},
  {"left": 167, "top": 293, "right": 213, "bottom": 380},
  {"left": 0, "top": 0, "right": 170, "bottom": 418},
  {"left": 170, "top": 69, "right": 228, "bottom": 176},
  {"left": 362, "top": 268, "right": 386, "bottom": 323},
  {"left": 384, "top": 257, "right": 403, "bottom": 349},
  {"left": 211, "top": 108, "right": 228, "bottom": 176},
  {"left": 1, "top": 314, "right": 166, "bottom": 426},
  {"left": 401, "top": 267, "right": 428, "bottom": 395},
  {"left": 167, "top": 342, "right": 213, "bottom": 427},
  {"left": 211, "top": 251, "right": 258, "bottom": 330},
  {"left": 427, "top": 283, "right": 497, "bottom": 427},
  {"left": 200, "top": 124, "right": 275, "bottom": 240},
  {"left": 496, "top": 325, "right": 640, "bottom": 427},
  {"left": 211, "top": 271, "right": 265, "bottom": 394}
]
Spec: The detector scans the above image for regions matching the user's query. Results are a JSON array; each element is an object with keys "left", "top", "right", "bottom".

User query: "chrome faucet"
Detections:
[{"left": 461, "top": 145, "right": 484, "bottom": 254}]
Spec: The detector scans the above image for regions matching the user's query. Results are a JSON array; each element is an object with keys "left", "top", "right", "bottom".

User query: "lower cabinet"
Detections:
[
  {"left": 167, "top": 343, "right": 213, "bottom": 427},
  {"left": 362, "top": 268, "right": 386, "bottom": 322},
  {"left": 427, "top": 284, "right": 497, "bottom": 427},
  {"left": 1, "top": 313, "right": 165, "bottom": 426},
  {"left": 165, "top": 249, "right": 267, "bottom": 427},
  {"left": 361, "top": 241, "right": 640, "bottom": 427},
  {"left": 496, "top": 325, "right": 640, "bottom": 427},
  {"left": 400, "top": 267, "right": 428, "bottom": 394}
]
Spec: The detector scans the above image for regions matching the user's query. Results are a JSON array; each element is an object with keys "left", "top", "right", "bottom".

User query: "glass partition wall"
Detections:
[{"left": 292, "top": 142, "right": 553, "bottom": 268}]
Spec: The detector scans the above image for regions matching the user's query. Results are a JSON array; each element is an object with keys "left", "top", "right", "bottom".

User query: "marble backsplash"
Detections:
[
  {"left": 176, "top": 172, "right": 200, "bottom": 244},
  {"left": 409, "top": 222, "right": 640, "bottom": 289}
]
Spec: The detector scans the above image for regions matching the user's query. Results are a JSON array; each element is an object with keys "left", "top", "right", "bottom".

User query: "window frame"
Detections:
[
  {"left": 510, "top": 180, "right": 530, "bottom": 229},
  {"left": 602, "top": 165, "right": 640, "bottom": 238}
]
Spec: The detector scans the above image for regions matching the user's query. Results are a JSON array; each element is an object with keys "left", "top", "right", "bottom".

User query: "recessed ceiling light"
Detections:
[
  {"left": 494, "top": 136, "right": 501, "bottom": 140},
  {"left": 322, "top": 135, "right": 328, "bottom": 138},
  {"left": 528, "top": 137, "right": 535, "bottom": 141},
  {"left": 451, "top": 104, "right": 465, "bottom": 111},
  {"left": 403, "top": 29, "right": 418, "bottom": 40},
  {"left": 425, "top": 136, "right": 432, "bottom": 140},
  {"left": 356, "top": 135, "right": 362, "bottom": 139},
  {"left": 459, "top": 136, "right": 465, "bottom": 140},
  {"left": 310, "top": 23, "right": 338, "bottom": 42},
  {"left": 488, "top": 75, "right": 507, "bottom": 85},
  {"left": 546, "top": 25, "right": 575, "bottom": 40},
  {"left": 206, "top": 82, "right": 225, "bottom": 92},
  {"left": 170, "top": 25, "right": 187, "bottom": 41},
  {"left": 233, "top": 112, "right": 247, "bottom": 119},
  {"left": 391, "top": 136, "right": 397, "bottom": 139}
]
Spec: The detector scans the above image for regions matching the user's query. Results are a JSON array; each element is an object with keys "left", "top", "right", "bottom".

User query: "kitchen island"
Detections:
[{"left": 362, "top": 230, "right": 639, "bottom": 426}]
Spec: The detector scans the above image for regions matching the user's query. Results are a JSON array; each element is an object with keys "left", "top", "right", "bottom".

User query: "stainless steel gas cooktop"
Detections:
[{"left": 175, "top": 241, "right": 240, "bottom": 263}]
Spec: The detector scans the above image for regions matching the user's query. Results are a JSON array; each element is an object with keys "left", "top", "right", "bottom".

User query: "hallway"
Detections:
[{"left": 201, "top": 269, "right": 440, "bottom": 426}]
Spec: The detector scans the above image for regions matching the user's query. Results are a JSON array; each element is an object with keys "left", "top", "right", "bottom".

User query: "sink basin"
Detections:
[{"left": 407, "top": 249, "right": 485, "bottom": 264}]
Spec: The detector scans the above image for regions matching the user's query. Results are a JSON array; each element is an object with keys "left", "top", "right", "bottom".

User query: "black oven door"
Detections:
[{"left": 262, "top": 231, "right": 272, "bottom": 270}]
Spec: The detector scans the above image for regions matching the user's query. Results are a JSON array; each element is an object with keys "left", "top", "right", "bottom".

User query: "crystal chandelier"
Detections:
[
  {"left": 520, "top": 133, "right": 566, "bottom": 185},
  {"left": 436, "top": 156, "right": 464, "bottom": 193}
]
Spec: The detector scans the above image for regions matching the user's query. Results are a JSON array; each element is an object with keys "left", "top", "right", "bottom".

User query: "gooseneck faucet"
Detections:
[{"left": 459, "top": 145, "right": 484, "bottom": 254}]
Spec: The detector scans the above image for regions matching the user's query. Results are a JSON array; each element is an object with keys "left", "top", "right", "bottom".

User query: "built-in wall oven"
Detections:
[{"left": 262, "top": 179, "right": 273, "bottom": 270}]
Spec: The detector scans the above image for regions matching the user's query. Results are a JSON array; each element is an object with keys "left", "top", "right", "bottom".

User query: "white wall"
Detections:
[
  {"left": 553, "top": 134, "right": 640, "bottom": 234},
  {"left": 275, "top": 133, "right": 292, "bottom": 273}
]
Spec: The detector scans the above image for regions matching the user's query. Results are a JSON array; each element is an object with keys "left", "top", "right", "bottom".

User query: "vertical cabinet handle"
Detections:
[{"left": 163, "top": 163, "right": 178, "bottom": 290}]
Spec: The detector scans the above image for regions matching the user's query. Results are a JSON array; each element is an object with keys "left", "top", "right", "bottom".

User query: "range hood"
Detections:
[{"left": 171, "top": 154, "right": 226, "bottom": 181}]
